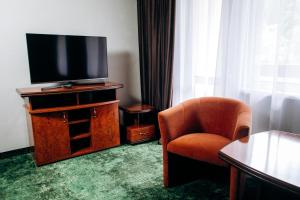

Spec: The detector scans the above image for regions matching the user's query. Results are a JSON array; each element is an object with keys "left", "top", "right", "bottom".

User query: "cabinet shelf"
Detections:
[
  {"left": 70, "top": 136, "right": 91, "bottom": 154},
  {"left": 68, "top": 119, "right": 90, "bottom": 125},
  {"left": 71, "top": 147, "right": 93, "bottom": 156},
  {"left": 70, "top": 133, "right": 91, "bottom": 141}
]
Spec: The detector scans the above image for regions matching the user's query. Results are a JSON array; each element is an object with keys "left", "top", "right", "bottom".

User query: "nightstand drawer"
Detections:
[{"left": 126, "top": 124, "right": 155, "bottom": 144}]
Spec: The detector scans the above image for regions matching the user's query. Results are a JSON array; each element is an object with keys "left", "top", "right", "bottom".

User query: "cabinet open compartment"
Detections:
[
  {"left": 30, "top": 93, "right": 77, "bottom": 110},
  {"left": 79, "top": 90, "right": 116, "bottom": 104},
  {"left": 69, "top": 121, "right": 90, "bottom": 138},
  {"left": 68, "top": 108, "right": 91, "bottom": 122},
  {"left": 69, "top": 110, "right": 92, "bottom": 154},
  {"left": 70, "top": 136, "right": 91, "bottom": 154}
]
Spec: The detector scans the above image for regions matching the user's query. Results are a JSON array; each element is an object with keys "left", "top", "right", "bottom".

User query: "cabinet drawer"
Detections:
[{"left": 126, "top": 124, "right": 155, "bottom": 144}]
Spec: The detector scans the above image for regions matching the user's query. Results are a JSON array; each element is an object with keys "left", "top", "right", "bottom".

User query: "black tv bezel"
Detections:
[{"left": 26, "top": 33, "right": 109, "bottom": 85}]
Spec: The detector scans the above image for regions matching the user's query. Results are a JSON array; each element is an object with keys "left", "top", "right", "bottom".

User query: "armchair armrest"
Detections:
[
  {"left": 158, "top": 104, "right": 189, "bottom": 146},
  {"left": 159, "top": 104, "right": 191, "bottom": 187},
  {"left": 232, "top": 110, "right": 252, "bottom": 140}
]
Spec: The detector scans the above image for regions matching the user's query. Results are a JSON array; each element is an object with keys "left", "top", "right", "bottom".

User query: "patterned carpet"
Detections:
[{"left": 0, "top": 141, "right": 228, "bottom": 200}]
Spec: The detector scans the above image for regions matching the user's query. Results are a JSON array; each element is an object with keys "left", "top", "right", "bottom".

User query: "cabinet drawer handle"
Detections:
[
  {"left": 92, "top": 108, "right": 97, "bottom": 118},
  {"left": 139, "top": 132, "right": 147, "bottom": 135},
  {"left": 62, "top": 112, "right": 67, "bottom": 123}
]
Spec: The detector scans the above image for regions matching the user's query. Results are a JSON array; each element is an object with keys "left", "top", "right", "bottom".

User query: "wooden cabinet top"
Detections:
[
  {"left": 16, "top": 82, "right": 123, "bottom": 97},
  {"left": 120, "top": 104, "right": 155, "bottom": 114}
]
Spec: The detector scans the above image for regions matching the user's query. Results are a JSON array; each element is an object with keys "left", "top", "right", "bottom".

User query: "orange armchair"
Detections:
[{"left": 158, "top": 97, "right": 252, "bottom": 187}]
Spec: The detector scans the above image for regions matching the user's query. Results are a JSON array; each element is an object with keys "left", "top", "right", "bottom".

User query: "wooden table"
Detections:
[{"left": 219, "top": 130, "right": 300, "bottom": 200}]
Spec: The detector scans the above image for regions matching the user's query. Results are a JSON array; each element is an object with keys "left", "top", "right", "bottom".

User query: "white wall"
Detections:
[{"left": 0, "top": 0, "right": 141, "bottom": 152}]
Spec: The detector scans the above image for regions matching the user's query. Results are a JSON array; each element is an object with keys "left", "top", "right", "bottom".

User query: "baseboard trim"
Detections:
[{"left": 0, "top": 146, "right": 34, "bottom": 159}]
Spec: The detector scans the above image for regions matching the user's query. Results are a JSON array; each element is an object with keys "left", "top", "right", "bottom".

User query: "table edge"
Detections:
[{"left": 219, "top": 150, "right": 300, "bottom": 195}]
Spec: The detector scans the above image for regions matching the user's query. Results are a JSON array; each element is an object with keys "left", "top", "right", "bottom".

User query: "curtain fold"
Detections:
[{"left": 137, "top": 0, "right": 176, "bottom": 111}]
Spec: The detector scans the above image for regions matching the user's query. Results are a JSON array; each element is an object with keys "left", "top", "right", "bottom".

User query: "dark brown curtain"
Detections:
[{"left": 137, "top": 0, "right": 176, "bottom": 112}]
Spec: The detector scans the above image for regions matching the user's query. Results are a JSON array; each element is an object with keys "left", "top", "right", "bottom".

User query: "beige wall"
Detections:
[{"left": 0, "top": 0, "right": 141, "bottom": 152}]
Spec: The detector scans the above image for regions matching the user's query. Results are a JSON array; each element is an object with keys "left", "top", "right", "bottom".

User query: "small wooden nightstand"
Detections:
[{"left": 120, "top": 104, "right": 156, "bottom": 144}]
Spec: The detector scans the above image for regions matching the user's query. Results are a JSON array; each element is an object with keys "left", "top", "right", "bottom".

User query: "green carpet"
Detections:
[{"left": 0, "top": 141, "right": 228, "bottom": 200}]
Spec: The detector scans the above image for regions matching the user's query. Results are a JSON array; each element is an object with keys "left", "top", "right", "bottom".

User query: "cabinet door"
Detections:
[
  {"left": 91, "top": 102, "right": 120, "bottom": 150},
  {"left": 31, "top": 112, "right": 70, "bottom": 165}
]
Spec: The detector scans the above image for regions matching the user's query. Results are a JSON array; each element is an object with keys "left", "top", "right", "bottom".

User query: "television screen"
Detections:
[{"left": 26, "top": 33, "right": 108, "bottom": 84}]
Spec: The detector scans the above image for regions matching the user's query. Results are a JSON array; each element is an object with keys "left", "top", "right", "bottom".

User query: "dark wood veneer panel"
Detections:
[
  {"left": 31, "top": 112, "right": 71, "bottom": 165},
  {"left": 91, "top": 102, "right": 120, "bottom": 150}
]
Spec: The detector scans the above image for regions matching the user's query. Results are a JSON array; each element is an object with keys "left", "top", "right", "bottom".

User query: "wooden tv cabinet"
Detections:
[{"left": 16, "top": 82, "right": 123, "bottom": 166}]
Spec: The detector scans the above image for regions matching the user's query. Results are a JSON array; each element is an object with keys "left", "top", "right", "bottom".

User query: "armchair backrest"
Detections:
[{"left": 181, "top": 97, "right": 250, "bottom": 139}]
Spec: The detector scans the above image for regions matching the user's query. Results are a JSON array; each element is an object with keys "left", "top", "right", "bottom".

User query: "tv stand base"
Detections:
[{"left": 17, "top": 82, "right": 123, "bottom": 166}]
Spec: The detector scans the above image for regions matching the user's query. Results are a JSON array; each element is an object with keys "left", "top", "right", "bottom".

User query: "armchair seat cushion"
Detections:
[{"left": 167, "top": 133, "right": 231, "bottom": 166}]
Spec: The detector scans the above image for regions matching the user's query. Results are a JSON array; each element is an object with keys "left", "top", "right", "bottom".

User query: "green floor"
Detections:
[{"left": 0, "top": 141, "right": 228, "bottom": 200}]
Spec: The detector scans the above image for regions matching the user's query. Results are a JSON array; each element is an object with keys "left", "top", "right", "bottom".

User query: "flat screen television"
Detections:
[{"left": 26, "top": 33, "right": 108, "bottom": 84}]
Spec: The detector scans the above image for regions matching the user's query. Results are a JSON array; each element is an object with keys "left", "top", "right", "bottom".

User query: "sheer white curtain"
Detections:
[
  {"left": 173, "top": 0, "right": 300, "bottom": 133},
  {"left": 173, "top": 0, "right": 222, "bottom": 104}
]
